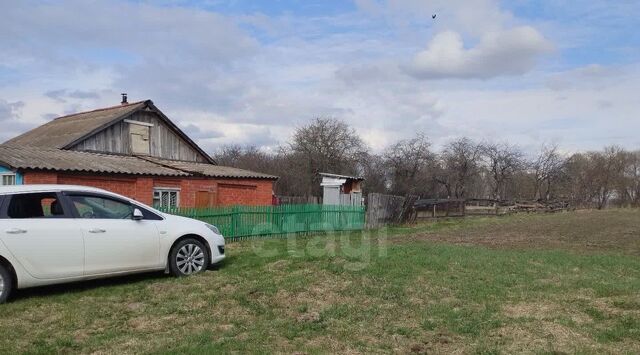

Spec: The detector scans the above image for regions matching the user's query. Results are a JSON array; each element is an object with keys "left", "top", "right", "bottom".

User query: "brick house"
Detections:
[{"left": 0, "top": 98, "right": 277, "bottom": 208}]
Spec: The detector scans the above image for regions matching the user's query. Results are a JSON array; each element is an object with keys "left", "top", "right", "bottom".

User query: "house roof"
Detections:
[
  {"left": 3, "top": 100, "right": 216, "bottom": 164},
  {"left": 141, "top": 157, "right": 278, "bottom": 180},
  {"left": 0, "top": 145, "right": 189, "bottom": 176},
  {"left": 4, "top": 101, "right": 147, "bottom": 149},
  {"left": 0, "top": 99, "right": 277, "bottom": 180},
  {"left": 0, "top": 145, "right": 278, "bottom": 180}
]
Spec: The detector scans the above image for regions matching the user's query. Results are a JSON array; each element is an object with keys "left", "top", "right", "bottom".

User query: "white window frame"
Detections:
[
  {"left": 0, "top": 173, "right": 17, "bottom": 186},
  {"left": 153, "top": 188, "right": 180, "bottom": 209},
  {"left": 124, "top": 119, "right": 154, "bottom": 127}
]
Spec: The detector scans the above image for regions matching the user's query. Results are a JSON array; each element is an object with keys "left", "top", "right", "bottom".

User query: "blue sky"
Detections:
[{"left": 1, "top": 0, "right": 639, "bottom": 154}]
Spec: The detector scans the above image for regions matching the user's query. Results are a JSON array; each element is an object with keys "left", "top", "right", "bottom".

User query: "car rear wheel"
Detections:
[
  {"left": 169, "top": 239, "right": 209, "bottom": 277},
  {"left": 0, "top": 264, "right": 13, "bottom": 304}
]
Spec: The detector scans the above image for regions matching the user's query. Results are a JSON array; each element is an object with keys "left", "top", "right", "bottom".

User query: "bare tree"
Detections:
[
  {"left": 290, "top": 117, "right": 366, "bottom": 196},
  {"left": 562, "top": 146, "right": 627, "bottom": 209},
  {"left": 358, "top": 152, "right": 388, "bottom": 195},
  {"left": 434, "top": 137, "right": 482, "bottom": 198},
  {"left": 481, "top": 142, "right": 525, "bottom": 201},
  {"left": 384, "top": 133, "right": 435, "bottom": 196},
  {"left": 212, "top": 117, "right": 639, "bottom": 209},
  {"left": 530, "top": 143, "right": 566, "bottom": 201},
  {"left": 620, "top": 150, "right": 640, "bottom": 207},
  {"left": 213, "top": 145, "right": 274, "bottom": 173},
  {"left": 592, "top": 146, "right": 627, "bottom": 209}
]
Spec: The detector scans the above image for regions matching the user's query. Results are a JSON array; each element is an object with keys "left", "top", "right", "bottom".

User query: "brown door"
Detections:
[
  {"left": 195, "top": 191, "right": 217, "bottom": 208},
  {"left": 195, "top": 191, "right": 209, "bottom": 208}
]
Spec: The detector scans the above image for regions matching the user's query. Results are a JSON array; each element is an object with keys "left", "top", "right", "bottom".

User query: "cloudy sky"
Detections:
[{"left": 1, "top": 0, "right": 639, "bottom": 154}]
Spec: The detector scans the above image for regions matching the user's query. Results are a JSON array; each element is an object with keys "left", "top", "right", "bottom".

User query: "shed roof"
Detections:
[{"left": 318, "top": 172, "right": 364, "bottom": 181}]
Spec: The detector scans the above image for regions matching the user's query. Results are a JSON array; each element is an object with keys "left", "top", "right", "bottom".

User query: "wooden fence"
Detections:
[
  {"left": 366, "top": 194, "right": 571, "bottom": 227},
  {"left": 365, "top": 193, "right": 407, "bottom": 228},
  {"left": 414, "top": 199, "right": 466, "bottom": 220},
  {"left": 160, "top": 204, "right": 365, "bottom": 241}
]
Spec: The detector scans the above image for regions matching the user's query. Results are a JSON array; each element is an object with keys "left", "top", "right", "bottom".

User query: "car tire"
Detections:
[
  {"left": 0, "top": 264, "right": 13, "bottom": 304},
  {"left": 169, "top": 238, "right": 209, "bottom": 277}
]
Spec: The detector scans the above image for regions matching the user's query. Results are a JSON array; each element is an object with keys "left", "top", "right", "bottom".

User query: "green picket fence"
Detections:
[{"left": 158, "top": 204, "right": 366, "bottom": 241}]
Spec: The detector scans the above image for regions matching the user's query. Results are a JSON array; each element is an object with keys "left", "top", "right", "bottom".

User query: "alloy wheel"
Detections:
[{"left": 176, "top": 244, "right": 205, "bottom": 275}]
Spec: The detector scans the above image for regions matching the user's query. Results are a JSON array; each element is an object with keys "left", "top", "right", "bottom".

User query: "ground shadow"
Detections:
[
  {"left": 11, "top": 271, "right": 167, "bottom": 302},
  {"left": 10, "top": 257, "right": 232, "bottom": 303}
]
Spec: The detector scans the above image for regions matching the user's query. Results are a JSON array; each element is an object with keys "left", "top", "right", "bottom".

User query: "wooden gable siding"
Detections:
[{"left": 69, "top": 110, "right": 208, "bottom": 163}]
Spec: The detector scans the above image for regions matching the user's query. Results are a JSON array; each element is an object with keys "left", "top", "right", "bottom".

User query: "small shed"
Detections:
[{"left": 319, "top": 173, "right": 364, "bottom": 206}]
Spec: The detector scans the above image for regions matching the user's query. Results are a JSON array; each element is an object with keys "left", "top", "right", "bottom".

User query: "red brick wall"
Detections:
[
  {"left": 21, "top": 171, "right": 274, "bottom": 207},
  {"left": 22, "top": 171, "right": 59, "bottom": 184},
  {"left": 58, "top": 174, "right": 138, "bottom": 200}
]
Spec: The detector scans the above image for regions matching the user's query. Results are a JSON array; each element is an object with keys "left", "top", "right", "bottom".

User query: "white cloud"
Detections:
[
  {"left": 0, "top": 0, "right": 637, "bottom": 156},
  {"left": 405, "top": 26, "right": 553, "bottom": 79},
  {"left": 545, "top": 64, "right": 623, "bottom": 91},
  {"left": 433, "top": 64, "right": 640, "bottom": 152},
  {"left": 0, "top": 99, "right": 32, "bottom": 143}
]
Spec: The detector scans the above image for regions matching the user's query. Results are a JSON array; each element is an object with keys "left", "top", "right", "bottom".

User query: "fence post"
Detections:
[{"left": 231, "top": 206, "right": 239, "bottom": 238}]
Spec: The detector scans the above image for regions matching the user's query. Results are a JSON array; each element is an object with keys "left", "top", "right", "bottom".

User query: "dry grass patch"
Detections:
[
  {"left": 0, "top": 210, "right": 638, "bottom": 353},
  {"left": 394, "top": 209, "right": 640, "bottom": 255}
]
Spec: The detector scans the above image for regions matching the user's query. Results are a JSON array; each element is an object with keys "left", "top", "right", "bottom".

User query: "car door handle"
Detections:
[
  {"left": 5, "top": 228, "right": 27, "bottom": 234},
  {"left": 88, "top": 228, "right": 106, "bottom": 234}
]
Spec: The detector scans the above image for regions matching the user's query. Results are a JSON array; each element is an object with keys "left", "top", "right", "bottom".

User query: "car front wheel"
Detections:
[
  {"left": 0, "top": 264, "right": 13, "bottom": 304},
  {"left": 169, "top": 239, "right": 209, "bottom": 277}
]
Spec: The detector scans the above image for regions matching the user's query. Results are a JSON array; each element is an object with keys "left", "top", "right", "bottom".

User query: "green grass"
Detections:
[{"left": 1, "top": 209, "right": 639, "bottom": 354}]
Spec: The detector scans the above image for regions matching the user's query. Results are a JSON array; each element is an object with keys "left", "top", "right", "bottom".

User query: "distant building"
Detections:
[
  {"left": 319, "top": 173, "right": 364, "bottom": 206},
  {"left": 0, "top": 97, "right": 277, "bottom": 208}
]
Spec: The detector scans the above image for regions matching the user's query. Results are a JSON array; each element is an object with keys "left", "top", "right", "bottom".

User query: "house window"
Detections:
[
  {"left": 1, "top": 174, "right": 16, "bottom": 186},
  {"left": 153, "top": 188, "right": 180, "bottom": 209}
]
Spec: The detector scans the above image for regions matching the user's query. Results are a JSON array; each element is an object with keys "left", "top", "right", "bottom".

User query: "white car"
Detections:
[{"left": 0, "top": 185, "right": 225, "bottom": 303}]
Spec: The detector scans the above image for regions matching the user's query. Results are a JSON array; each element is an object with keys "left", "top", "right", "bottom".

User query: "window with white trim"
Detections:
[
  {"left": 1, "top": 173, "right": 16, "bottom": 186},
  {"left": 153, "top": 188, "right": 180, "bottom": 209}
]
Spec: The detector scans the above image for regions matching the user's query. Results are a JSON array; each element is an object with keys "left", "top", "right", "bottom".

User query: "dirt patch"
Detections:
[
  {"left": 125, "top": 302, "right": 146, "bottom": 311},
  {"left": 503, "top": 302, "right": 559, "bottom": 320},
  {"left": 296, "top": 312, "right": 321, "bottom": 323},
  {"left": 265, "top": 259, "right": 290, "bottom": 271},
  {"left": 503, "top": 302, "right": 592, "bottom": 325},
  {"left": 393, "top": 210, "right": 640, "bottom": 255},
  {"left": 403, "top": 331, "right": 467, "bottom": 355}
]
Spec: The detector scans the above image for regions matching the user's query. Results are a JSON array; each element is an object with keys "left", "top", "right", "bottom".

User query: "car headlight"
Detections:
[{"left": 205, "top": 223, "right": 221, "bottom": 235}]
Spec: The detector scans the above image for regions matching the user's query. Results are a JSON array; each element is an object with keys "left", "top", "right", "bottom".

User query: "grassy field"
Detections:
[{"left": 1, "top": 209, "right": 639, "bottom": 354}]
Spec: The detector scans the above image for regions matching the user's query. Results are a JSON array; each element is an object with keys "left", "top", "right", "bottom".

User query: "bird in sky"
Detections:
[{"left": 432, "top": 14, "right": 437, "bottom": 19}]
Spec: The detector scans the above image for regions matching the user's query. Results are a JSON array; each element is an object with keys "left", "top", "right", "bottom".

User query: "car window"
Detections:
[
  {"left": 6, "top": 193, "right": 67, "bottom": 219},
  {"left": 136, "top": 205, "right": 164, "bottom": 221},
  {"left": 69, "top": 195, "right": 133, "bottom": 219}
]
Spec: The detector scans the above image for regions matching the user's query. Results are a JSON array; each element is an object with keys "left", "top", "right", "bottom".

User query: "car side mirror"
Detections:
[{"left": 132, "top": 208, "right": 144, "bottom": 221}]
